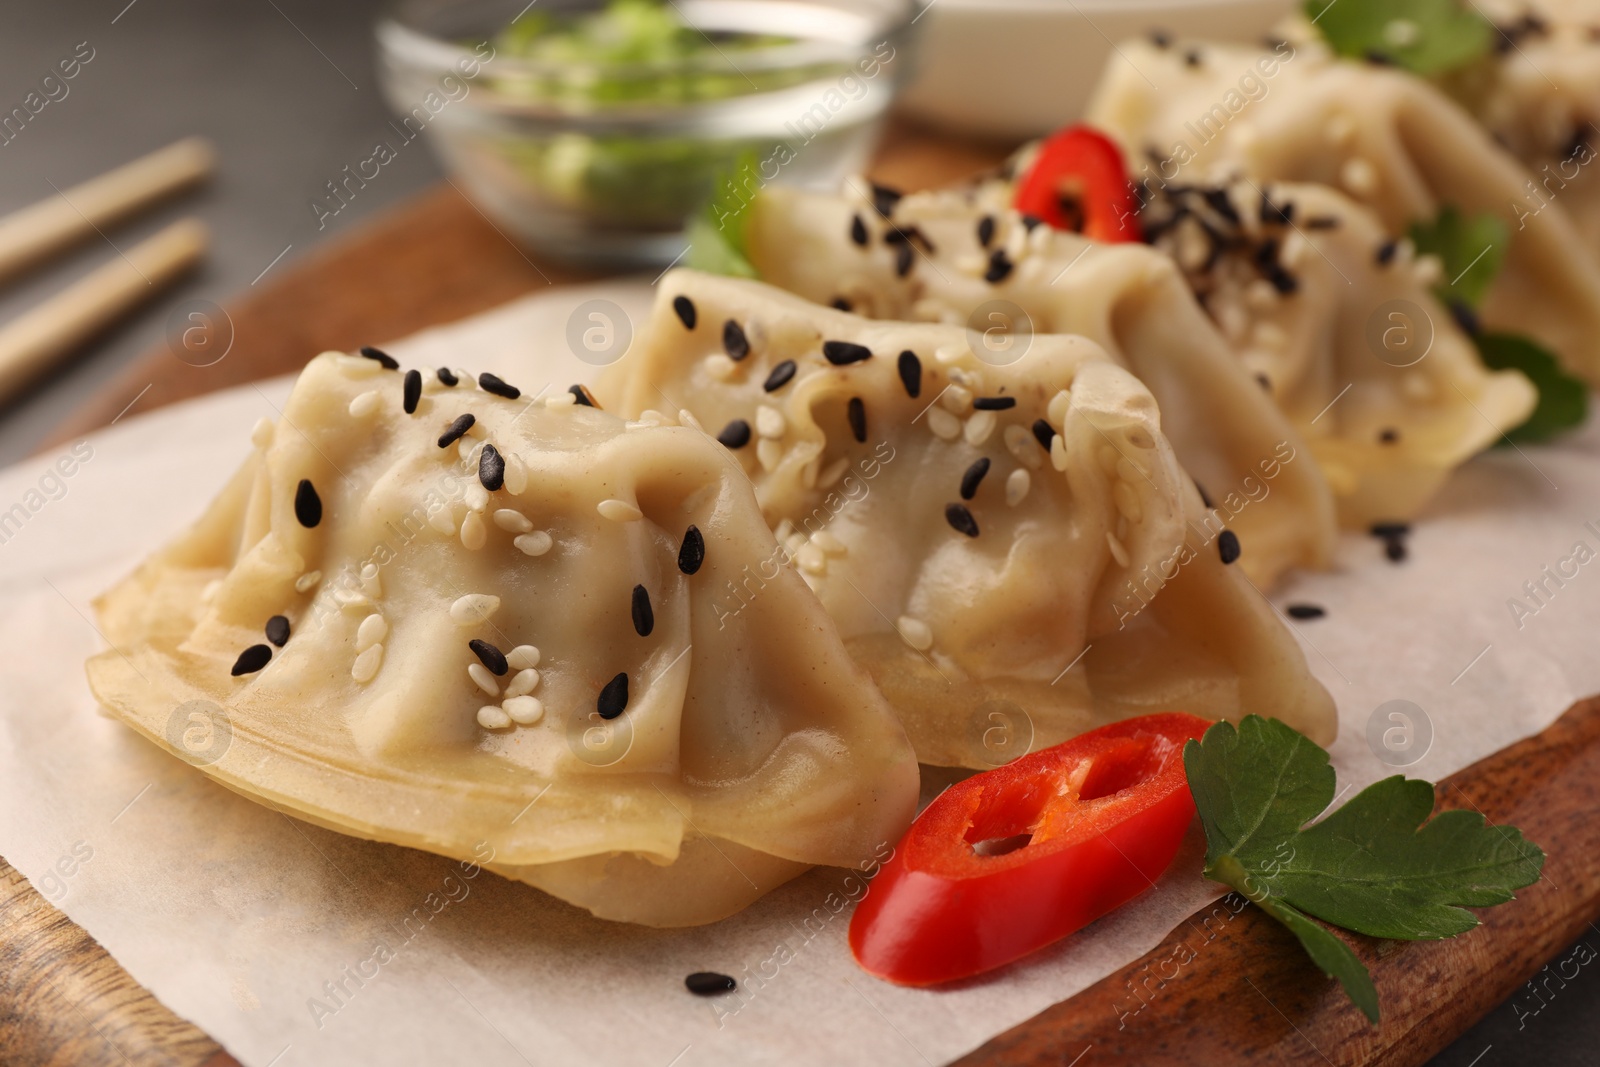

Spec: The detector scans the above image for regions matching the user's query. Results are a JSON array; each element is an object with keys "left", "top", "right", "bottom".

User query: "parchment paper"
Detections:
[{"left": 0, "top": 279, "right": 1594, "bottom": 1067}]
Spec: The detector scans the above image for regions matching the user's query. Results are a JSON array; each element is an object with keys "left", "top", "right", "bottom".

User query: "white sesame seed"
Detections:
[
  {"left": 896, "top": 615, "right": 934, "bottom": 651},
  {"left": 1413, "top": 254, "right": 1443, "bottom": 287},
  {"left": 334, "top": 587, "right": 373, "bottom": 613},
  {"left": 515, "top": 531, "right": 554, "bottom": 556},
  {"left": 1004, "top": 223, "right": 1028, "bottom": 261},
  {"left": 429, "top": 504, "right": 458, "bottom": 535},
  {"left": 1115, "top": 481, "right": 1144, "bottom": 523},
  {"left": 1051, "top": 434, "right": 1070, "bottom": 471},
  {"left": 797, "top": 543, "right": 828, "bottom": 575},
  {"left": 347, "top": 391, "right": 380, "bottom": 418},
  {"left": 1047, "top": 390, "right": 1072, "bottom": 427},
  {"left": 477, "top": 705, "right": 512, "bottom": 729},
  {"left": 1106, "top": 532, "right": 1131, "bottom": 568},
  {"left": 352, "top": 643, "right": 383, "bottom": 683},
  {"left": 493, "top": 508, "right": 533, "bottom": 533},
  {"left": 356, "top": 613, "right": 387, "bottom": 651},
  {"left": 964, "top": 410, "right": 997, "bottom": 446},
  {"left": 460, "top": 510, "right": 487, "bottom": 550},
  {"left": 503, "top": 454, "right": 528, "bottom": 495},
  {"left": 504, "top": 668, "right": 540, "bottom": 698},
  {"left": 934, "top": 345, "right": 965, "bottom": 365},
  {"left": 1006, "top": 467, "right": 1031, "bottom": 506},
  {"left": 450, "top": 594, "right": 500, "bottom": 624},
  {"left": 457, "top": 437, "right": 478, "bottom": 463},
  {"left": 504, "top": 696, "right": 544, "bottom": 725},
  {"left": 927, "top": 407, "right": 962, "bottom": 441},
  {"left": 636, "top": 409, "right": 669, "bottom": 426},
  {"left": 251, "top": 417, "right": 274, "bottom": 448},
  {"left": 678, "top": 409, "right": 704, "bottom": 432},
  {"left": 468, "top": 662, "right": 500, "bottom": 696},
  {"left": 811, "top": 530, "right": 846, "bottom": 555},
  {"left": 294, "top": 570, "right": 322, "bottom": 593},
  {"left": 1280, "top": 232, "right": 1307, "bottom": 269},
  {"left": 774, "top": 519, "right": 796, "bottom": 543},
  {"left": 597, "top": 498, "right": 642, "bottom": 522},
  {"left": 465, "top": 484, "right": 490, "bottom": 512},
  {"left": 942, "top": 385, "right": 973, "bottom": 414},
  {"left": 546, "top": 391, "right": 578, "bottom": 407},
  {"left": 1340, "top": 158, "right": 1378, "bottom": 196},
  {"left": 507, "top": 645, "right": 540, "bottom": 670},
  {"left": 756, "top": 405, "right": 787, "bottom": 438},
  {"left": 785, "top": 532, "right": 808, "bottom": 557},
  {"left": 703, "top": 354, "right": 738, "bottom": 381},
  {"left": 1005, "top": 424, "right": 1044, "bottom": 470},
  {"left": 757, "top": 437, "right": 783, "bottom": 471}
]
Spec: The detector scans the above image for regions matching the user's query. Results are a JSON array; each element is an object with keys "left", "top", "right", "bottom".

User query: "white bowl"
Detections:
[{"left": 897, "top": 0, "right": 1296, "bottom": 138}]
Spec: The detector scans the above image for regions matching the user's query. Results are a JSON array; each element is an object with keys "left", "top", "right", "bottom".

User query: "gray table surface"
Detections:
[{"left": 0, "top": 2, "right": 1590, "bottom": 1064}]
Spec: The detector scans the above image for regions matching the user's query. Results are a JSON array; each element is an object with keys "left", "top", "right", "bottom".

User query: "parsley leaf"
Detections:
[
  {"left": 1185, "top": 716, "right": 1544, "bottom": 1023},
  {"left": 1474, "top": 333, "right": 1589, "bottom": 444},
  {"left": 685, "top": 151, "right": 761, "bottom": 279},
  {"left": 1305, "top": 0, "right": 1494, "bottom": 76},
  {"left": 1409, "top": 205, "right": 1507, "bottom": 310}
]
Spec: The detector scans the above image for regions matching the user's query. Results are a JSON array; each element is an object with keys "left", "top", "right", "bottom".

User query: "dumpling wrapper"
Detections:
[
  {"left": 88, "top": 352, "right": 919, "bottom": 927},
  {"left": 742, "top": 182, "right": 1338, "bottom": 587},
  {"left": 599, "top": 271, "right": 1337, "bottom": 768},
  {"left": 1083, "top": 35, "right": 1600, "bottom": 384}
]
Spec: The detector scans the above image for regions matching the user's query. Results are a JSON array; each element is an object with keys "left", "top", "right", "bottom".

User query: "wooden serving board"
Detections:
[{"left": 7, "top": 121, "right": 1595, "bottom": 1067}]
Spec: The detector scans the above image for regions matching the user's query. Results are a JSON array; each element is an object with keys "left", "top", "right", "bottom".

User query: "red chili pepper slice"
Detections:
[
  {"left": 849, "top": 712, "right": 1211, "bottom": 986},
  {"left": 1013, "top": 125, "right": 1144, "bottom": 243}
]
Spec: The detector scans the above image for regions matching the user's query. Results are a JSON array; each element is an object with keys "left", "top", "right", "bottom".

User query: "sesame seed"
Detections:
[
  {"left": 514, "top": 531, "right": 554, "bottom": 556},
  {"left": 505, "top": 668, "right": 541, "bottom": 699},
  {"left": 1370, "top": 522, "right": 1411, "bottom": 538},
  {"left": 895, "top": 243, "right": 914, "bottom": 277},
  {"left": 1184, "top": 47, "right": 1202, "bottom": 67},
  {"left": 508, "top": 645, "right": 541, "bottom": 670},
  {"left": 973, "top": 396, "right": 1016, "bottom": 411},
  {"left": 1218, "top": 530, "right": 1242, "bottom": 565},
  {"left": 763, "top": 360, "right": 797, "bottom": 392},
  {"left": 703, "top": 354, "right": 737, "bottom": 381},
  {"left": 632, "top": 584, "right": 654, "bottom": 637},
  {"left": 927, "top": 407, "right": 961, "bottom": 440},
  {"left": 402, "top": 369, "right": 422, "bottom": 414},
  {"left": 460, "top": 511, "right": 487, "bottom": 550},
  {"left": 1256, "top": 373, "right": 1272, "bottom": 391},
  {"left": 984, "top": 249, "right": 1014, "bottom": 283},
  {"left": 823, "top": 340, "right": 872, "bottom": 366},
  {"left": 871, "top": 183, "right": 902, "bottom": 218},
  {"left": 679, "top": 526, "right": 705, "bottom": 574},
  {"left": 1107, "top": 532, "right": 1130, "bottom": 568},
  {"left": 503, "top": 454, "right": 528, "bottom": 494},
  {"left": 359, "top": 345, "right": 398, "bottom": 370},
  {"left": 896, "top": 615, "right": 934, "bottom": 651},
  {"left": 1150, "top": 28, "right": 1172, "bottom": 47},
  {"left": 598, "top": 672, "right": 629, "bottom": 719},
  {"left": 678, "top": 409, "right": 703, "bottom": 431},
  {"left": 294, "top": 480, "right": 322, "bottom": 528},
  {"left": 547, "top": 392, "right": 578, "bottom": 408},
  {"left": 265, "top": 615, "right": 290, "bottom": 647},
  {"left": 977, "top": 215, "right": 996, "bottom": 248},
  {"left": 479, "top": 444, "right": 506, "bottom": 491},
  {"left": 757, "top": 438, "right": 783, "bottom": 470},
  {"left": 673, "top": 295, "right": 697, "bottom": 329},
  {"left": 1006, "top": 467, "right": 1031, "bottom": 506},
  {"left": 1287, "top": 604, "right": 1326, "bottom": 620},
  {"left": 723, "top": 319, "right": 750, "bottom": 361},
  {"left": 468, "top": 663, "right": 499, "bottom": 696},
  {"left": 470, "top": 638, "right": 509, "bottom": 676},
  {"left": 352, "top": 644, "right": 383, "bottom": 683},
  {"left": 897, "top": 350, "right": 922, "bottom": 398},
  {"left": 476, "top": 705, "right": 512, "bottom": 730},
  {"left": 504, "top": 696, "right": 544, "bottom": 725},
  {"left": 965, "top": 410, "right": 997, "bottom": 446},
  {"left": 465, "top": 485, "right": 490, "bottom": 512},
  {"left": 960, "top": 457, "right": 991, "bottom": 500},
  {"left": 295, "top": 570, "right": 322, "bottom": 593},
  {"left": 850, "top": 213, "right": 869, "bottom": 246},
  {"left": 1020, "top": 214, "right": 1043, "bottom": 231},
  {"left": 717, "top": 419, "right": 752, "bottom": 448},
  {"left": 1375, "top": 240, "right": 1399, "bottom": 266},
  {"left": 945, "top": 502, "right": 979, "bottom": 537},
  {"left": 231, "top": 644, "right": 272, "bottom": 676},
  {"left": 569, "top": 384, "right": 599, "bottom": 407},
  {"left": 1305, "top": 216, "right": 1341, "bottom": 230},
  {"left": 832, "top": 297, "right": 853, "bottom": 312},
  {"left": 686, "top": 972, "right": 737, "bottom": 996},
  {"left": 1031, "top": 419, "right": 1055, "bottom": 451},
  {"left": 357, "top": 613, "right": 388, "bottom": 651},
  {"left": 251, "top": 417, "right": 274, "bottom": 448},
  {"left": 1384, "top": 538, "right": 1408, "bottom": 562},
  {"left": 1379, "top": 428, "right": 1400, "bottom": 444},
  {"left": 478, "top": 373, "right": 520, "bottom": 400},
  {"left": 450, "top": 594, "right": 500, "bottom": 624},
  {"left": 755, "top": 405, "right": 786, "bottom": 439},
  {"left": 438, "top": 414, "right": 476, "bottom": 448},
  {"left": 848, "top": 397, "right": 867, "bottom": 443},
  {"left": 437, "top": 367, "right": 459, "bottom": 387},
  {"left": 348, "top": 391, "right": 380, "bottom": 418}
]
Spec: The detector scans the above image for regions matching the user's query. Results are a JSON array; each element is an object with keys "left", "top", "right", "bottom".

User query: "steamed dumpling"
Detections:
[
  {"left": 599, "top": 271, "right": 1337, "bottom": 767},
  {"left": 1083, "top": 35, "right": 1600, "bottom": 383},
  {"left": 88, "top": 351, "right": 919, "bottom": 926},
  {"left": 743, "top": 182, "right": 1338, "bottom": 586}
]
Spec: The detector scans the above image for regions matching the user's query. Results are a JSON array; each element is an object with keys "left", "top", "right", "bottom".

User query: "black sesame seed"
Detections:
[
  {"left": 977, "top": 215, "right": 996, "bottom": 248},
  {"left": 479, "top": 444, "right": 506, "bottom": 491},
  {"left": 265, "top": 615, "right": 290, "bottom": 647},
  {"left": 1020, "top": 214, "right": 1043, "bottom": 232},
  {"left": 478, "top": 373, "right": 520, "bottom": 400},
  {"left": 1370, "top": 521, "right": 1411, "bottom": 539},
  {"left": 597, "top": 672, "right": 629, "bottom": 719},
  {"left": 848, "top": 397, "right": 867, "bottom": 443},
  {"left": 723, "top": 320, "right": 750, "bottom": 361},
  {"left": 1259, "top": 191, "right": 1294, "bottom": 226},
  {"left": 984, "top": 249, "right": 1014, "bottom": 284},
  {"left": 685, "top": 972, "right": 737, "bottom": 996},
  {"left": 632, "top": 584, "right": 654, "bottom": 637},
  {"left": 469, "top": 639, "right": 509, "bottom": 676},
  {"left": 1379, "top": 427, "right": 1400, "bottom": 444},
  {"left": 897, "top": 350, "right": 922, "bottom": 398},
  {"left": 763, "top": 360, "right": 797, "bottom": 392},
  {"left": 403, "top": 369, "right": 422, "bottom": 414},
  {"left": 1364, "top": 48, "right": 1395, "bottom": 66},
  {"left": 945, "top": 502, "right": 980, "bottom": 537},
  {"left": 438, "top": 413, "right": 476, "bottom": 448},
  {"left": 1217, "top": 530, "right": 1242, "bottom": 565},
  {"left": 359, "top": 345, "right": 398, "bottom": 370},
  {"left": 1202, "top": 188, "right": 1241, "bottom": 226},
  {"left": 294, "top": 479, "right": 322, "bottom": 528},
  {"left": 1032, "top": 419, "right": 1055, "bottom": 451},
  {"left": 1286, "top": 603, "right": 1326, "bottom": 620},
  {"left": 850, "top": 213, "right": 869, "bottom": 246},
  {"left": 1304, "top": 216, "right": 1342, "bottom": 230},
  {"left": 1375, "top": 240, "right": 1399, "bottom": 266},
  {"left": 1449, "top": 300, "right": 1480, "bottom": 336},
  {"left": 823, "top": 340, "right": 873, "bottom": 366},
  {"left": 569, "top": 384, "right": 599, "bottom": 407},
  {"left": 1385, "top": 538, "right": 1408, "bottom": 562},
  {"left": 231, "top": 644, "right": 272, "bottom": 676},
  {"left": 717, "top": 419, "right": 752, "bottom": 449},
  {"left": 895, "top": 242, "right": 914, "bottom": 278},
  {"left": 1150, "top": 29, "right": 1172, "bottom": 48},
  {"left": 871, "top": 182, "right": 903, "bottom": 219},
  {"left": 831, "top": 297, "right": 854, "bottom": 312},
  {"left": 1184, "top": 48, "right": 1203, "bottom": 67},
  {"left": 678, "top": 525, "right": 705, "bottom": 575},
  {"left": 673, "top": 295, "right": 697, "bottom": 329},
  {"left": 1265, "top": 265, "right": 1299, "bottom": 295},
  {"left": 960, "top": 457, "right": 991, "bottom": 501},
  {"left": 436, "top": 367, "right": 459, "bottom": 387},
  {"left": 973, "top": 396, "right": 1016, "bottom": 411}
]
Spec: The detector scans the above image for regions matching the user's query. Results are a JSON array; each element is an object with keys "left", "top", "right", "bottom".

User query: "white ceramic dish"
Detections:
[{"left": 897, "top": 0, "right": 1296, "bottom": 138}]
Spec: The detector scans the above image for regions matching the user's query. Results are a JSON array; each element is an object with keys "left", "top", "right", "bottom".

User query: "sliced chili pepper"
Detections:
[
  {"left": 1013, "top": 125, "right": 1144, "bottom": 244},
  {"left": 849, "top": 712, "right": 1211, "bottom": 986}
]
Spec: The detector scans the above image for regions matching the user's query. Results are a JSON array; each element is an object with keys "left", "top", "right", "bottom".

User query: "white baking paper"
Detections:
[{"left": 0, "top": 278, "right": 1593, "bottom": 1067}]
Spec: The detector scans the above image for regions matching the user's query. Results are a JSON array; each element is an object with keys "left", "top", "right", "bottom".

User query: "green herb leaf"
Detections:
[
  {"left": 686, "top": 151, "right": 761, "bottom": 279},
  {"left": 1474, "top": 332, "right": 1589, "bottom": 444},
  {"left": 1306, "top": 0, "right": 1494, "bottom": 76},
  {"left": 1409, "top": 206, "right": 1508, "bottom": 310},
  {"left": 1185, "top": 716, "right": 1544, "bottom": 1023}
]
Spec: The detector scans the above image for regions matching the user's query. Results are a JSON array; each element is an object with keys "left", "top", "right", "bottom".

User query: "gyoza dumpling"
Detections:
[
  {"left": 87, "top": 351, "right": 919, "bottom": 927},
  {"left": 741, "top": 182, "right": 1338, "bottom": 586},
  {"left": 598, "top": 271, "right": 1337, "bottom": 767},
  {"left": 1083, "top": 35, "right": 1600, "bottom": 382}
]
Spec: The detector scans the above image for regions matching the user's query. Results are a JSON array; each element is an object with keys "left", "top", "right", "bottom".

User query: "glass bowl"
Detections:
[{"left": 376, "top": 0, "right": 919, "bottom": 267}]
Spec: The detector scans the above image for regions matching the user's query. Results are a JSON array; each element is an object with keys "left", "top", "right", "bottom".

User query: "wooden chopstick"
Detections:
[
  {"left": 0, "top": 138, "right": 214, "bottom": 288},
  {"left": 0, "top": 218, "right": 208, "bottom": 407}
]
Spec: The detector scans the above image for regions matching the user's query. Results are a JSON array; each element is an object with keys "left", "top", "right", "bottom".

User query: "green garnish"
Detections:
[
  {"left": 1474, "top": 333, "right": 1589, "bottom": 443},
  {"left": 1305, "top": 0, "right": 1494, "bottom": 76},
  {"left": 1409, "top": 205, "right": 1506, "bottom": 310},
  {"left": 685, "top": 152, "right": 761, "bottom": 278},
  {"left": 1185, "top": 716, "right": 1544, "bottom": 1023}
]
